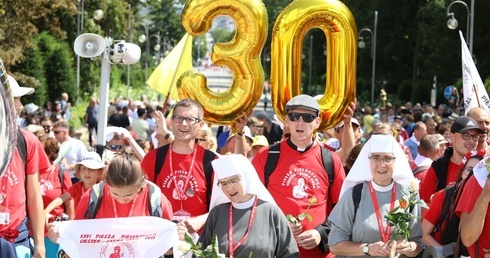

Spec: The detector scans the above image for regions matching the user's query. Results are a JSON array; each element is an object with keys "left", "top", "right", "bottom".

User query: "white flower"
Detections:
[
  {"left": 409, "top": 179, "right": 420, "bottom": 192},
  {"left": 177, "top": 241, "right": 192, "bottom": 254}
]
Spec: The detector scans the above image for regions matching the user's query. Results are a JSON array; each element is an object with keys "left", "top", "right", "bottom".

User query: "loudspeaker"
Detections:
[
  {"left": 109, "top": 42, "right": 141, "bottom": 65},
  {"left": 74, "top": 33, "right": 105, "bottom": 58}
]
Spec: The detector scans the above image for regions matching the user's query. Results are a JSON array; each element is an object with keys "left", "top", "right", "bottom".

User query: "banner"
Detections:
[
  {"left": 54, "top": 216, "right": 178, "bottom": 258},
  {"left": 146, "top": 33, "right": 193, "bottom": 101},
  {"left": 460, "top": 31, "right": 490, "bottom": 115}
]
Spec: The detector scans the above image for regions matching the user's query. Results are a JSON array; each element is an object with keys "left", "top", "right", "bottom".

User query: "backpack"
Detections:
[
  {"left": 264, "top": 143, "right": 334, "bottom": 188},
  {"left": 431, "top": 172, "right": 471, "bottom": 257},
  {"left": 412, "top": 165, "right": 429, "bottom": 176},
  {"left": 84, "top": 180, "right": 163, "bottom": 219},
  {"left": 17, "top": 130, "right": 67, "bottom": 190},
  {"left": 154, "top": 144, "right": 216, "bottom": 210}
]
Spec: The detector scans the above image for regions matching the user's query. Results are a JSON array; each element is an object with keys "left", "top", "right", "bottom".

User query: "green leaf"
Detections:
[
  {"left": 305, "top": 214, "right": 313, "bottom": 222},
  {"left": 297, "top": 213, "right": 306, "bottom": 222}
]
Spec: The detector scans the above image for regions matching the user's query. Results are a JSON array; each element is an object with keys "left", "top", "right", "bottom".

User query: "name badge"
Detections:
[{"left": 0, "top": 212, "right": 10, "bottom": 225}]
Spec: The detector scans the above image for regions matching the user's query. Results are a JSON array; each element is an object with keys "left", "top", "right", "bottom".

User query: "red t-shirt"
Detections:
[
  {"left": 74, "top": 183, "right": 173, "bottom": 220},
  {"left": 423, "top": 189, "right": 446, "bottom": 243},
  {"left": 455, "top": 176, "right": 489, "bottom": 258},
  {"left": 67, "top": 181, "right": 90, "bottom": 208},
  {"left": 252, "top": 141, "right": 346, "bottom": 258},
  {"left": 141, "top": 145, "right": 213, "bottom": 217},
  {"left": 420, "top": 161, "right": 462, "bottom": 204},
  {"left": 0, "top": 129, "right": 50, "bottom": 233},
  {"left": 40, "top": 165, "right": 72, "bottom": 217}
]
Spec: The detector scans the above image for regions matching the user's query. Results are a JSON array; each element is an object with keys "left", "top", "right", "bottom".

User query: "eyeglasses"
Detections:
[
  {"left": 287, "top": 112, "right": 317, "bottom": 123},
  {"left": 171, "top": 115, "right": 201, "bottom": 124},
  {"left": 217, "top": 176, "right": 241, "bottom": 188},
  {"left": 460, "top": 133, "right": 480, "bottom": 142},
  {"left": 195, "top": 138, "right": 207, "bottom": 143},
  {"left": 108, "top": 144, "right": 125, "bottom": 150},
  {"left": 369, "top": 156, "right": 396, "bottom": 164},
  {"left": 53, "top": 131, "right": 63, "bottom": 135}
]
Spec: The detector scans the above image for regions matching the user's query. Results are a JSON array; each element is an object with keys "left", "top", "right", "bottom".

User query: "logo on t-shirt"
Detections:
[
  {"left": 40, "top": 179, "right": 54, "bottom": 196},
  {"left": 100, "top": 242, "right": 135, "bottom": 258},
  {"left": 162, "top": 170, "right": 198, "bottom": 200},
  {"left": 282, "top": 168, "right": 321, "bottom": 199}
]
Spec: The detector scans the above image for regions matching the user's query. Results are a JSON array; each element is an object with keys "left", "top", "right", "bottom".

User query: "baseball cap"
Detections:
[
  {"left": 394, "top": 115, "right": 403, "bottom": 121},
  {"left": 74, "top": 152, "right": 106, "bottom": 178},
  {"left": 251, "top": 135, "right": 269, "bottom": 148},
  {"left": 247, "top": 117, "right": 264, "bottom": 127},
  {"left": 285, "top": 95, "right": 320, "bottom": 114},
  {"left": 450, "top": 116, "right": 484, "bottom": 134},
  {"left": 8, "top": 74, "right": 34, "bottom": 97},
  {"left": 227, "top": 126, "right": 254, "bottom": 142},
  {"left": 435, "top": 134, "right": 448, "bottom": 145}
]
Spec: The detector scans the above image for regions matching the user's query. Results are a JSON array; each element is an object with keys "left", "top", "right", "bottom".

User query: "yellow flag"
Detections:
[{"left": 146, "top": 33, "right": 193, "bottom": 101}]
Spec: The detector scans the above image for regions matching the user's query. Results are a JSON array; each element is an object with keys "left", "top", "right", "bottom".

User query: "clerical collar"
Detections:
[
  {"left": 286, "top": 138, "right": 314, "bottom": 153},
  {"left": 232, "top": 195, "right": 256, "bottom": 209},
  {"left": 371, "top": 180, "right": 394, "bottom": 192}
]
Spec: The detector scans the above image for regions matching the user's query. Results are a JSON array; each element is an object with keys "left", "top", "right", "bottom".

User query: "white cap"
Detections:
[{"left": 8, "top": 74, "right": 34, "bottom": 97}]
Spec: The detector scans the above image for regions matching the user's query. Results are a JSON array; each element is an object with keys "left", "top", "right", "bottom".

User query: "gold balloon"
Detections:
[
  {"left": 179, "top": 0, "right": 268, "bottom": 127},
  {"left": 270, "top": 0, "right": 357, "bottom": 131},
  {"left": 0, "top": 58, "right": 17, "bottom": 177}
]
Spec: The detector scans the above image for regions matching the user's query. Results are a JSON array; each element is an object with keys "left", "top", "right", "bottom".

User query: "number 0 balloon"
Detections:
[
  {"left": 179, "top": 0, "right": 268, "bottom": 126},
  {"left": 271, "top": 0, "right": 357, "bottom": 130}
]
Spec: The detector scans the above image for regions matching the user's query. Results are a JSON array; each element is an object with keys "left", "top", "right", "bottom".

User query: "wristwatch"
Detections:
[{"left": 363, "top": 243, "right": 371, "bottom": 256}]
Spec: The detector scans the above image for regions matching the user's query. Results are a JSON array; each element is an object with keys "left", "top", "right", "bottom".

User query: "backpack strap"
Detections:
[
  {"left": 17, "top": 130, "right": 27, "bottom": 168},
  {"left": 351, "top": 183, "right": 364, "bottom": 225},
  {"left": 84, "top": 181, "right": 105, "bottom": 219},
  {"left": 264, "top": 143, "right": 281, "bottom": 188},
  {"left": 146, "top": 180, "right": 162, "bottom": 217},
  {"left": 321, "top": 147, "right": 334, "bottom": 190},
  {"left": 154, "top": 144, "right": 170, "bottom": 181},
  {"left": 412, "top": 165, "right": 429, "bottom": 176},
  {"left": 432, "top": 188, "right": 454, "bottom": 237},
  {"left": 203, "top": 149, "right": 216, "bottom": 211}
]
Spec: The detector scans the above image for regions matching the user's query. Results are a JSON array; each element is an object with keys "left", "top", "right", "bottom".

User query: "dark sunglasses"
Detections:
[
  {"left": 108, "top": 144, "right": 124, "bottom": 150},
  {"left": 287, "top": 112, "right": 317, "bottom": 123},
  {"left": 53, "top": 131, "right": 63, "bottom": 135}
]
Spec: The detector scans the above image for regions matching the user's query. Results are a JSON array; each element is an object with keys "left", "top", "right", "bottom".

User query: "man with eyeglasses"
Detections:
[
  {"left": 467, "top": 107, "right": 490, "bottom": 152},
  {"left": 141, "top": 98, "right": 218, "bottom": 235},
  {"left": 420, "top": 116, "right": 483, "bottom": 204},
  {"left": 252, "top": 94, "right": 346, "bottom": 258},
  {"left": 3, "top": 74, "right": 49, "bottom": 257},
  {"left": 52, "top": 121, "right": 88, "bottom": 184}
]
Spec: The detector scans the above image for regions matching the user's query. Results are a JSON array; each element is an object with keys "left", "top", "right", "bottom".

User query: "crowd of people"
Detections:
[{"left": 4, "top": 70, "right": 490, "bottom": 258}]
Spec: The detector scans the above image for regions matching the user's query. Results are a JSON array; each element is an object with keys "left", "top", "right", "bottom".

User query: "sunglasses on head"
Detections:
[
  {"left": 108, "top": 144, "right": 125, "bottom": 150},
  {"left": 287, "top": 112, "right": 317, "bottom": 123}
]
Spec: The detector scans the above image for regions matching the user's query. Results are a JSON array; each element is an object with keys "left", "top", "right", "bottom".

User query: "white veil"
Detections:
[
  {"left": 209, "top": 154, "right": 276, "bottom": 210},
  {"left": 340, "top": 134, "right": 414, "bottom": 198}
]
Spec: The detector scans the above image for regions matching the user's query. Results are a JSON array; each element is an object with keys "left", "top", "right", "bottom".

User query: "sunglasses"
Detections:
[
  {"left": 287, "top": 112, "right": 317, "bottom": 123},
  {"left": 108, "top": 144, "right": 125, "bottom": 150},
  {"left": 53, "top": 131, "right": 63, "bottom": 135}
]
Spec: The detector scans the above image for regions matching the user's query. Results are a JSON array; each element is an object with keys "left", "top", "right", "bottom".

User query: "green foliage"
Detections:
[{"left": 182, "top": 233, "right": 226, "bottom": 258}]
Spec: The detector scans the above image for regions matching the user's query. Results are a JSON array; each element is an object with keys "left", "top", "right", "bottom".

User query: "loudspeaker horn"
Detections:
[
  {"left": 74, "top": 33, "right": 105, "bottom": 58},
  {"left": 109, "top": 42, "right": 141, "bottom": 65}
]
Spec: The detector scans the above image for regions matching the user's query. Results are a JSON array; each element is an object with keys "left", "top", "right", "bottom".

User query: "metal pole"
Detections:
[
  {"left": 144, "top": 23, "right": 149, "bottom": 95},
  {"left": 308, "top": 35, "right": 313, "bottom": 95},
  {"left": 126, "top": 4, "right": 131, "bottom": 98},
  {"left": 371, "top": 11, "right": 378, "bottom": 110},
  {"left": 95, "top": 38, "right": 112, "bottom": 158},
  {"left": 76, "top": 0, "right": 84, "bottom": 103}
]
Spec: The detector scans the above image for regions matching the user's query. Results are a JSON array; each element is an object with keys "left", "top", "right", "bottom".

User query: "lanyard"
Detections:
[
  {"left": 169, "top": 143, "right": 198, "bottom": 210},
  {"left": 228, "top": 196, "right": 258, "bottom": 258},
  {"left": 111, "top": 196, "right": 137, "bottom": 218},
  {"left": 368, "top": 182, "right": 396, "bottom": 243}
]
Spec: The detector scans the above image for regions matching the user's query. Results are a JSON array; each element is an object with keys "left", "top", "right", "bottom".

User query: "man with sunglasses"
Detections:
[
  {"left": 52, "top": 121, "right": 88, "bottom": 184},
  {"left": 420, "top": 116, "right": 483, "bottom": 204},
  {"left": 141, "top": 98, "right": 218, "bottom": 235},
  {"left": 252, "top": 94, "right": 346, "bottom": 258}
]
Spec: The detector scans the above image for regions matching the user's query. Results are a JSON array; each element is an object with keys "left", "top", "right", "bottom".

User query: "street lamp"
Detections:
[
  {"left": 446, "top": 0, "right": 474, "bottom": 54},
  {"left": 358, "top": 11, "right": 378, "bottom": 110},
  {"left": 195, "top": 39, "right": 204, "bottom": 66}
]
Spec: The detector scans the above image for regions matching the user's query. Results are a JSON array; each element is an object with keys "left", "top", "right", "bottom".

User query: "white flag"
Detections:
[
  {"left": 460, "top": 31, "right": 490, "bottom": 115},
  {"left": 55, "top": 216, "right": 178, "bottom": 258}
]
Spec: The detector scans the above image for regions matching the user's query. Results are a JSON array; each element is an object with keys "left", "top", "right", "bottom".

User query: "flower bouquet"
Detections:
[
  {"left": 286, "top": 196, "right": 317, "bottom": 224},
  {"left": 178, "top": 233, "right": 253, "bottom": 258},
  {"left": 385, "top": 180, "right": 428, "bottom": 257}
]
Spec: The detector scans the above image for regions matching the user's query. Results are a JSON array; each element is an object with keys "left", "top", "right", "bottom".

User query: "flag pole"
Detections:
[{"left": 473, "top": 84, "right": 482, "bottom": 107}]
